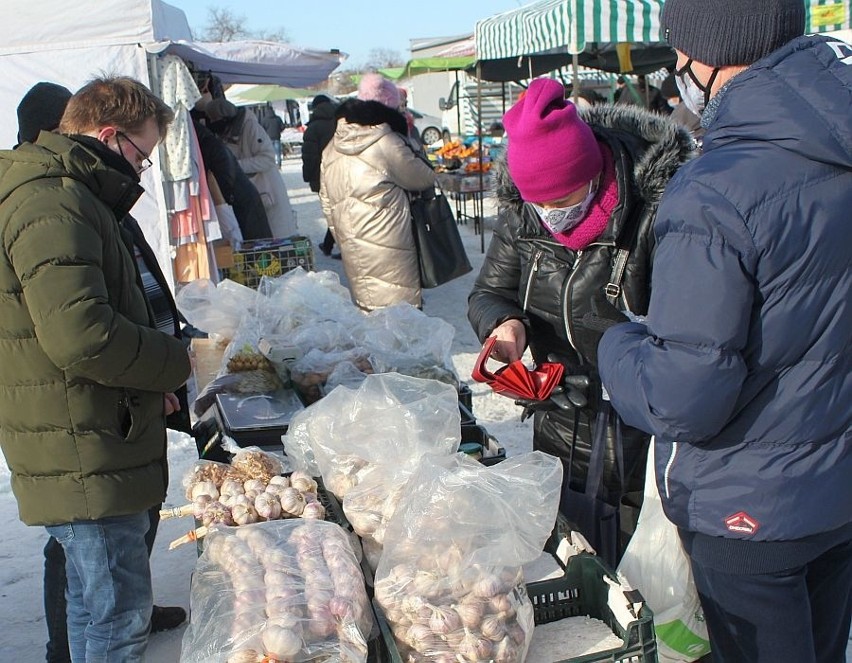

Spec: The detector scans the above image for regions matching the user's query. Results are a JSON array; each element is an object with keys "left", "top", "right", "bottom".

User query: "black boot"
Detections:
[{"left": 150, "top": 605, "right": 187, "bottom": 633}]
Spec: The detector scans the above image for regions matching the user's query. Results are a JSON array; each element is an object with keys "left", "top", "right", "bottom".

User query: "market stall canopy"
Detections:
[
  {"left": 474, "top": 0, "right": 675, "bottom": 76},
  {"left": 225, "top": 84, "right": 325, "bottom": 103},
  {"left": 150, "top": 41, "right": 344, "bottom": 86}
]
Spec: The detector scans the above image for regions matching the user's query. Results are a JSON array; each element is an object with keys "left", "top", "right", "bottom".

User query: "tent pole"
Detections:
[
  {"left": 572, "top": 53, "right": 580, "bottom": 103},
  {"left": 455, "top": 69, "right": 461, "bottom": 139},
  {"left": 477, "top": 61, "right": 485, "bottom": 254}
]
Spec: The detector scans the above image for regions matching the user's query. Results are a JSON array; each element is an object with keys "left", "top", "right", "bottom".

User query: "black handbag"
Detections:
[{"left": 410, "top": 189, "right": 472, "bottom": 288}]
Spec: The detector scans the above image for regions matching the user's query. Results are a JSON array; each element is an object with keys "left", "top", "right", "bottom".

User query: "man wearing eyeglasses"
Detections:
[{"left": 0, "top": 76, "right": 191, "bottom": 661}]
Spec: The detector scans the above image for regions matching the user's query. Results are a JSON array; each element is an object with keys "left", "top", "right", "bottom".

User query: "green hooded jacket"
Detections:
[{"left": 0, "top": 132, "right": 191, "bottom": 526}]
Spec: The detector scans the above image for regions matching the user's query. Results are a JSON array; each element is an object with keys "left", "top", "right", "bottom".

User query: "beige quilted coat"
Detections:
[{"left": 320, "top": 120, "right": 435, "bottom": 310}]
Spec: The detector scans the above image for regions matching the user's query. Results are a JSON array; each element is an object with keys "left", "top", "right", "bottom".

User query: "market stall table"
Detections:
[{"left": 436, "top": 171, "right": 493, "bottom": 253}]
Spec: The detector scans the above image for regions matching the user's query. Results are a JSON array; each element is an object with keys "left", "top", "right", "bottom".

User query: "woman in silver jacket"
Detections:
[{"left": 320, "top": 74, "right": 435, "bottom": 311}]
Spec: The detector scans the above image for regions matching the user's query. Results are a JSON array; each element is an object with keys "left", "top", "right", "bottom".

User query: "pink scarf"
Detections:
[{"left": 549, "top": 142, "right": 618, "bottom": 251}]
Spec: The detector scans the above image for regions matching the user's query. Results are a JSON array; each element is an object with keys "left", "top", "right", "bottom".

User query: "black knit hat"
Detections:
[
  {"left": 311, "top": 94, "right": 333, "bottom": 108},
  {"left": 16, "top": 82, "right": 73, "bottom": 144},
  {"left": 661, "top": 0, "right": 805, "bottom": 67}
]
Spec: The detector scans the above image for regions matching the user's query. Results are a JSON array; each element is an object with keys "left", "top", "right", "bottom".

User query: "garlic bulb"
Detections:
[
  {"left": 192, "top": 495, "right": 213, "bottom": 519},
  {"left": 254, "top": 492, "right": 282, "bottom": 520},
  {"left": 261, "top": 624, "right": 302, "bottom": 660},
  {"left": 220, "top": 478, "right": 245, "bottom": 497},
  {"left": 459, "top": 632, "right": 494, "bottom": 660},
  {"left": 472, "top": 574, "right": 504, "bottom": 599},
  {"left": 231, "top": 503, "right": 259, "bottom": 526},
  {"left": 493, "top": 636, "right": 520, "bottom": 663},
  {"left": 301, "top": 501, "right": 325, "bottom": 520},
  {"left": 429, "top": 606, "right": 461, "bottom": 635},
  {"left": 480, "top": 614, "right": 508, "bottom": 642},
  {"left": 278, "top": 487, "right": 306, "bottom": 516},
  {"left": 455, "top": 599, "right": 485, "bottom": 629},
  {"left": 268, "top": 474, "right": 290, "bottom": 488},
  {"left": 243, "top": 479, "right": 267, "bottom": 494},
  {"left": 189, "top": 480, "right": 219, "bottom": 501}
]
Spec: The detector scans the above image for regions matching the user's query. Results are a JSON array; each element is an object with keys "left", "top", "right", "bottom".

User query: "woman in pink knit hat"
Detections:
[
  {"left": 320, "top": 74, "right": 435, "bottom": 310},
  {"left": 468, "top": 77, "right": 696, "bottom": 565}
]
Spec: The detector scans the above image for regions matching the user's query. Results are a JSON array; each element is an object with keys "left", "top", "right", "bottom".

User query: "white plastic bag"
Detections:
[{"left": 617, "top": 441, "right": 711, "bottom": 662}]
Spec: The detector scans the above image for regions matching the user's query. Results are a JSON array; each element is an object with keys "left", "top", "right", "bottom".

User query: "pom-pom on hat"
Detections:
[
  {"left": 357, "top": 73, "right": 401, "bottom": 110},
  {"left": 503, "top": 78, "right": 602, "bottom": 204},
  {"left": 661, "top": 0, "right": 805, "bottom": 67},
  {"left": 17, "top": 82, "right": 73, "bottom": 145}
]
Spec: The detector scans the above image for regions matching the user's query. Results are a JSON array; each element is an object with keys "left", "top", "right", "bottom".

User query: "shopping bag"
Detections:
[
  {"left": 471, "top": 336, "right": 564, "bottom": 400},
  {"left": 559, "top": 402, "right": 622, "bottom": 568},
  {"left": 617, "top": 441, "right": 711, "bottom": 662},
  {"left": 410, "top": 190, "right": 472, "bottom": 288}
]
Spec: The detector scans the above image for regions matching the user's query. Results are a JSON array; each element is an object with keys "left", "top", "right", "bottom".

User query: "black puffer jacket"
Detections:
[{"left": 469, "top": 104, "right": 695, "bottom": 510}]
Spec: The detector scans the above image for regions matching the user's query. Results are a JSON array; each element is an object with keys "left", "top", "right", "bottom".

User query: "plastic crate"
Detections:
[
  {"left": 527, "top": 550, "right": 658, "bottom": 663},
  {"left": 457, "top": 383, "right": 474, "bottom": 412},
  {"left": 461, "top": 422, "right": 506, "bottom": 466},
  {"left": 221, "top": 236, "right": 314, "bottom": 288}
]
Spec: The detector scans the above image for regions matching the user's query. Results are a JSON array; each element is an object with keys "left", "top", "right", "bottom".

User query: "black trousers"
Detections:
[
  {"left": 690, "top": 537, "right": 852, "bottom": 663},
  {"left": 43, "top": 507, "right": 160, "bottom": 663}
]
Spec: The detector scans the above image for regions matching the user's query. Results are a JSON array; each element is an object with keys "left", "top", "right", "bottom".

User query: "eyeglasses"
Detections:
[{"left": 115, "top": 131, "right": 153, "bottom": 174}]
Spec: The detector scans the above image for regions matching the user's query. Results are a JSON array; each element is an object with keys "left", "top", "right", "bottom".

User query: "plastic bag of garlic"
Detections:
[
  {"left": 180, "top": 519, "right": 373, "bottom": 663},
  {"left": 283, "top": 373, "right": 461, "bottom": 494},
  {"left": 373, "top": 451, "right": 563, "bottom": 662}
]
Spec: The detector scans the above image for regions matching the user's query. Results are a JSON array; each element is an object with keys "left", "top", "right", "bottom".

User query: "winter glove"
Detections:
[
  {"left": 515, "top": 375, "right": 592, "bottom": 421},
  {"left": 575, "top": 294, "right": 629, "bottom": 366}
]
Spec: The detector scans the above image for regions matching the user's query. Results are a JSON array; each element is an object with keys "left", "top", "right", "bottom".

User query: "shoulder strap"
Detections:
[{"left": 605, "top": 247, "right": 631, "bottom": 306}]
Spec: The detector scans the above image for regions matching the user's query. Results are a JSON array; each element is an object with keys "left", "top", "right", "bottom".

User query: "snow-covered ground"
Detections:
[
  {"left": 0, "top": 158, "right": 533, "bottom": 661},
  {"left": 2, "top": 159, "right": 849, "bottom": 661}
]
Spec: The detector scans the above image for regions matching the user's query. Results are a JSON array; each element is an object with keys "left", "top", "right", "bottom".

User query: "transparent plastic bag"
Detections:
[
  {"left": 617, "top": 443, "right": 711, "bottom": 662},
  {"left": 283, "top": 373, "right": 460, "bottom": 499},
  {"left": 179, "top": 519, "right": 373, "bottom": 663},
  {"left": 373, "top": 452, "right": 562, "bottom": 662},
  {"left": 289, "top": 348, "right": 374, "bottom": 405},
  {"left": 353, "top": 305, "right": 458, "bottom": 386},
  {"left": 176, "top": 278, "right": 258, "bottom": 343}
]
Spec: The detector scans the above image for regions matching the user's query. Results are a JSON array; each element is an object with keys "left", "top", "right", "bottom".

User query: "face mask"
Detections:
[
  {"left": 532, "top": 180, "right": 598, "bottom": 234},
  {"left": 675, "top": 59, "right": 719, "bottom": 117}
]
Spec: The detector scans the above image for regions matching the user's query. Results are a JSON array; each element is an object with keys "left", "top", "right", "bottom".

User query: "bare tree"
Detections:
[
  {"left": 196, "top": 6, "right": 289, "bottom": 42},
  {"left": 364, "top": 48, "right": 406, "bottom": 70}
]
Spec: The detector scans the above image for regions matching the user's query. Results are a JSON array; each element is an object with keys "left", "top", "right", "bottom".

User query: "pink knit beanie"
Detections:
[
  {"left": 504, "top": 78, "right": 603, "bottom": 203},
  {"left": 357, "top": 73, "right": 401, "bottom": 110}
]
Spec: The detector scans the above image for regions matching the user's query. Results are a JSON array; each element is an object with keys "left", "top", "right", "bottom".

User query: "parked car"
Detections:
[{"left": 408, "top": 107, "right": 446, "bottom": 145}]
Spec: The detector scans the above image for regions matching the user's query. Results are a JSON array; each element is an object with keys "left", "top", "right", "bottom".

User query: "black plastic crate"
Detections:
[
  {"left": 222, "top": 236, "right": 314, "bottom": 288},
  {"left": 457, "top": 383, "right": 473, "bottom": 412}
]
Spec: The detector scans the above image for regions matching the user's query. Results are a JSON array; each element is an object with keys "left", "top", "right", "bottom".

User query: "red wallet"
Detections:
[{"left": 471, "top": 336, "right": 564, "bottom": 401}]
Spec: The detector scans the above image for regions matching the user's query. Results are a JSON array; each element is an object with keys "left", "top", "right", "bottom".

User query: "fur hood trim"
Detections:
[
  {"left": 336, "top": 98, "right": 408, "bottom": 137},
  {"left": 495, "top": 103, "right": 697, "bottom": 214}
]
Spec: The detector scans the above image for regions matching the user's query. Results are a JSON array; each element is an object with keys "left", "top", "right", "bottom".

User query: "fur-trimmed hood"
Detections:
[
  {"left": 495, "top": 103, "right": 697, "bottom": 214},
  {"left": 335, "top": 98, "right": 408, "bottom": 136}
]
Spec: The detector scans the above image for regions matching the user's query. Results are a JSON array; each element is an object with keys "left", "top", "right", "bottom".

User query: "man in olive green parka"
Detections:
[{"left": 0, "top": 76, "right": 191, "bottom": 662}]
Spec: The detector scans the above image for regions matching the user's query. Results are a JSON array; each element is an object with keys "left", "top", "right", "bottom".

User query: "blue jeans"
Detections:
[
  {"left": 44, "top": 507, "right": 160, "bottom": 662},
  {"left": 45, "top": 512, "right": 152, "bottom": 663},
  {"left": 271, "top": 139, "right": 282, "bottom": 166}
]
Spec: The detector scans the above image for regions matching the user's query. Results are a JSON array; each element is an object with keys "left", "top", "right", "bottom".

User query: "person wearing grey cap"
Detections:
[{"left": 595, "top": 1, "right": 852, "bottom": 661}]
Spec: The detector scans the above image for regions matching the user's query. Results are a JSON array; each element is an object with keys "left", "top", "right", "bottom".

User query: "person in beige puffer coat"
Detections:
[{"left": 320, "top": 74, "right": 435, "bottom": 311}]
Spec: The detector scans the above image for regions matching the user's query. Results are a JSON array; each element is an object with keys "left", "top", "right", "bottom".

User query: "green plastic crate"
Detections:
[{"left": 527, "top": 552, "right": 657, "bottom": 662}]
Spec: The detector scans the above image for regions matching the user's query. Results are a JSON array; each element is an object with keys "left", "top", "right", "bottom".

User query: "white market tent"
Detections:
[{"left": 0, "top": 0, "right": 343, "bottom": 288}]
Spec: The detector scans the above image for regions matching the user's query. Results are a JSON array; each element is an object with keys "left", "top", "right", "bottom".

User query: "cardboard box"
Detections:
[
  {"left": 212, "top": 239, "right": 235, "bottom": 269},
  {"left": 190, "top": 338, "right": 228, "bottom": 394}
]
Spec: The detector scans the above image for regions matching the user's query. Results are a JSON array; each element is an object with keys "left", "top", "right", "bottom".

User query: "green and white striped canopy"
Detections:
[
  {"left": 475, "top": 0, "right": 666, "bottom": 61},
  {"left": 806, "top": 0, "right": 850, "bottom": 31},
  {"left": 475, "top": 1, "right": 850, "bottom": 64}
]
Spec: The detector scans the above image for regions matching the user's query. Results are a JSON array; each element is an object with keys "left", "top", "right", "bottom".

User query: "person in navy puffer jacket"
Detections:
[{"left": 595, "top": 1, "right": 852, "bottom": 661}]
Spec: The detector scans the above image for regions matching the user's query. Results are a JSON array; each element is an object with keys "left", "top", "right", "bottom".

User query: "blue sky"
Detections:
[{"left": 171, "top": 0, "right": 523, "bottom": 67}]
